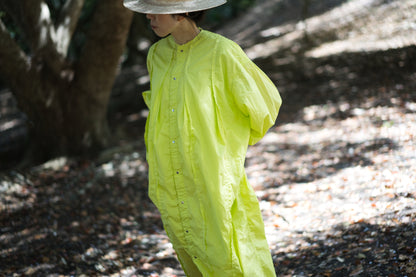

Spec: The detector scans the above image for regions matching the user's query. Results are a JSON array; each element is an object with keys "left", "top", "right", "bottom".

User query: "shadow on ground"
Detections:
[
  {"left": 1, "top": 158, "right": 415, "bottom": 275},
  {"left": 274, "top": 219, "right": 416, "bottom": 276},
  {"left": 246, "top": 138, "right": 398, "bottom": 187},
  {"left": 1, "top": 0, "right": 416, "bottom": 275}
]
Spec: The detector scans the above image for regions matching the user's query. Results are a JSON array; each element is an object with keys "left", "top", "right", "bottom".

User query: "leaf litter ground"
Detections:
[{"left": 1, "top": 0, "right": 416, "bottom": 276}]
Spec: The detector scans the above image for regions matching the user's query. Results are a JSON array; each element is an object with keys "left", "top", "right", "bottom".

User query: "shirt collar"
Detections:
[{"left": 168, "top": 28, "right": 205, "bottom": 51}]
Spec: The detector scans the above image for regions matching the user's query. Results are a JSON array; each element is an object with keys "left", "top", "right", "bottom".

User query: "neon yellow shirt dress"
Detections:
[{"left": 143, "top": 30, "right": 282, "bottom": 277}]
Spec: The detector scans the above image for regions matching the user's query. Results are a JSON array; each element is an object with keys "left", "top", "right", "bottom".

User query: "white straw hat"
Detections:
[{"left": 123, "top": 0, "right": 227, "bottom": 14}]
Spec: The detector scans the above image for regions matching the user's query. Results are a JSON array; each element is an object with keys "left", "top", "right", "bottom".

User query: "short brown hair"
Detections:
[{"left": 176, "top": 10, "right": 206, "bottom": 24}]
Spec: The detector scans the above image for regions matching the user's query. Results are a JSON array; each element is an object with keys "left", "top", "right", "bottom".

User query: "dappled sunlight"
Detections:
[
  {"left": 306, "top": 0, "right": 416, "bottom": 57},
  {"left": 0, "top": 147, "right": 178, "bottom": 276},
  {"left": 247, "top": 99, "right": 415, "bottom": 188},
  {"left": 246, "top": 0, "right": 416, "bottom": 60},
  {"left": 306, "top": 33, "right": 416, "bottom": 58},
  {"left": 99, "top": 151, "right": 147, "bottom": 179},
  {"left": 1, "top": 0, "right": 415, "bottom": 275},
  {"left": 54, "top": 16, "right": 72, "bottom": 56},
  {"left": 246, "top": 29, "right": 302, "bottom": 60},
  {"left": 0, "top": 173, "right": 37, "bottom": 213},
  {"left": 245, "top": 91, "right": 416, "bottom": 274},
  {"left": 261, "top": 164, "right": 415, "bottom": 237},
  {"left": 38, "top": 2, "right": 52, "bottom": 47}
]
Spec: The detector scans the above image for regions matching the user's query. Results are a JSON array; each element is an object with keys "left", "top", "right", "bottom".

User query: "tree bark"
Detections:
[
  {"left": 66, "top": 0, "right": 134, "bottom": 155},
  {"left": 0, "top": 0, "right": 133, "bottom": 161}
]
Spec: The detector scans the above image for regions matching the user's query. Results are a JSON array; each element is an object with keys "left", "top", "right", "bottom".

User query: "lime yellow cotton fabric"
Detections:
[{"left": 143, "top": 30, "right": 281, "bottom": 276}]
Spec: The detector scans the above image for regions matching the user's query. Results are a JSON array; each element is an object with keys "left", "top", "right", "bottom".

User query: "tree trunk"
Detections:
[{"left": 0, "top": 0, "right": 133, "bottom": 161}]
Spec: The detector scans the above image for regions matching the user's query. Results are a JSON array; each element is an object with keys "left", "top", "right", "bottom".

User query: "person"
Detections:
[{"left": 123, "top": 0, "right": 282, "bottom": 276}]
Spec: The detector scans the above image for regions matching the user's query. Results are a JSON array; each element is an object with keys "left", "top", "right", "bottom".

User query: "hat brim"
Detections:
[{"left": 124, "top": 0, "right": 226, "bottom": 14}]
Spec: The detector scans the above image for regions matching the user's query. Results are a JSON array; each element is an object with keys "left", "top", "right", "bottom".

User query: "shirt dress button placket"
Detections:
[
  {"left": 169, "top": 46, "right": 193, "bottom": 244},
  {"left": 180, "top": 46, "right": 194, "bottom": 244}
]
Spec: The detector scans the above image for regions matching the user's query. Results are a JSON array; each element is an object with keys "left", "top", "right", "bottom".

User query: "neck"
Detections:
[{"left": 171, "top": 19, "right": 200, "bottom": 45}]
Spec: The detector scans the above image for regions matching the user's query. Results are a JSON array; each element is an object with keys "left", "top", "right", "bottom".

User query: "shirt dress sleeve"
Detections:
[
  {"left": 142, "top": 44, "right": 156, "bottom": 109},
  {"left": 225, "top": 42, "right": 282, "bottom": 145}
]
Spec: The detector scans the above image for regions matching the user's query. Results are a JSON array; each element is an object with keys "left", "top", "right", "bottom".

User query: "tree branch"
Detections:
[
  {"left": 0, "top": 0, "right": 68, "bottom": 73},
  {"left": 0, "top": 0, "right": 49, "bottom": 54},
  {"left": 75, "top": 0, "right": 133, "bottom": 95},
  {"left": 0, "top": 19, "right": 32, "bottom": 97},
  {"left": 54, "top": 0, "right": 85, "bottom": 56}
]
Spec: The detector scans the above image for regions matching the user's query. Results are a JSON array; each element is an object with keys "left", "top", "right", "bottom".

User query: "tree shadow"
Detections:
[
  {"left": 259, "top": 45, "right": 416, "bottom": 124},
  {"left": 234, "top": 0, "right": 416, "bottom": 125},
  {"left": 1, "top": 140, "right": 412, "bottom": 276},
  {"left": 1, "top": 1, "right": 415, "bottom": 275},
  {"left": 274, "top": 218, "right": 416, "bottom": 276},
  {"left": 247, "top": 43, "right": 416, "bottom": 190},
  {"left": 246, "top": 137, "right": 398, "bottom": 188},
  {"left": 0, "top": 152, "right": 183, "bottom": 276},
  {"left": 220, "top": 0, "right": 349, "bottom": 48}
]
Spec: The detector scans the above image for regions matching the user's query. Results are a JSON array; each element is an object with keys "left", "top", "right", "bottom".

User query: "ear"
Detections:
[{"left": 172, "top": 14, "right": 186, "bottom": 22}]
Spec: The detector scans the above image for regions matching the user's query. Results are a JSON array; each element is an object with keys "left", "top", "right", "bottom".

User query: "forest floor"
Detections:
[{"left": 1, "top": 0, "right": 416, "bottom": 276}]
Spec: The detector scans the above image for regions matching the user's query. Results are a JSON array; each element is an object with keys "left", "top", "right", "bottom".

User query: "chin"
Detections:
[{"left": 153, "top": 30, "right": 168, "bottom": 38}]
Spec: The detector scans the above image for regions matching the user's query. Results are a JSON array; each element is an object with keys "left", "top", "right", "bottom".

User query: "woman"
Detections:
[{"left": 123, "top": 0, "right": 282, "bottom": 276}]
